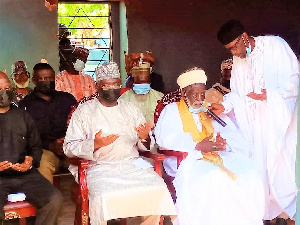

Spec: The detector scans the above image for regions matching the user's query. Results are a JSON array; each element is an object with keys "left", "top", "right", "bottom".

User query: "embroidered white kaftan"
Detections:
[
  {"left": 63, "top": 98, "right": 176, "bottom": 225},
  {"left": 154, "top": 102, "right": 265, "bottom": 225},
  {"left": 222, "top": 36, "right": 299, "bottom": 220}
]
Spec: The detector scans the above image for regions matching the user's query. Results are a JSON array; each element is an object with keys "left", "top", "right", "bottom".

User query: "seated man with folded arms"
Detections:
[
  {"left": 0, "top": 71, "right": 62, "bottom": 225},
  {"left": 63, "top": 62, "right": 176, "bottom": 225},
  {"left": 154, "top": 67, "right": 265, "bottom": 225}
]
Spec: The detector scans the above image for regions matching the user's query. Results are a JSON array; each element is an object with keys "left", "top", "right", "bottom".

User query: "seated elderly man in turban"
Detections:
[
  {"left": 154, "top": 68, "right": 265, "bottom": 225},
  {"left": 56, "top": 47, "right": 97, "bottom": 101},
  {"left": 63, "top": 62, "right": 176, "bottom": 225}
]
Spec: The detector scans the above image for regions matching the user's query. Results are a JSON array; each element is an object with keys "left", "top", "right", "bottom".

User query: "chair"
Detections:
[
  {"left": 3, "top": 201, "right": 36, "bottom": 225},
  {"left": 69, "top": 151, "right": 165, "bottom": 225},
  {"left": 68, "top": 91, "right": 166, "bottom": 225},
  {"left": 154, "top": 89, "right": 188, "bottom": 202}
]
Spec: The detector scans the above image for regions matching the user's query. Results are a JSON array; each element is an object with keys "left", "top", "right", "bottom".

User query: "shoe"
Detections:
[
  {"left": 276, "top": 218, "right": 287, "bottom": 225},
  {"left": 263, "top": 220, "right": 271, "bottom": 225}
]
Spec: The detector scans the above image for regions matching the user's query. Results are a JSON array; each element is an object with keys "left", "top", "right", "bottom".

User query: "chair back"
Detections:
[{"left": 154, "top": 88, "right": 181, "bottom": 124}]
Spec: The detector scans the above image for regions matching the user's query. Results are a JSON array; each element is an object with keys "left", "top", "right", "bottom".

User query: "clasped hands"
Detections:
[
  {"left": 195, "top": 132, "right": 226, "bottom": 153},
  {"left": 0, "top": 156, "right": 33, "bottom": 172},
  {"left": 94, "top": 121, "right": 153, "bottom": 151}
]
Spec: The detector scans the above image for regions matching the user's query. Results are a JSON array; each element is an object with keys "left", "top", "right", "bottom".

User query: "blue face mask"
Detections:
[
  {"left": 246, "top": 43, "right": 252, "bottom": 55},
  {"left": 188, "top": 106, "right": 202, "bottom": 113},
  {"left": 133, "top": 83, "right": 151, "bottom": 94},
  {"left": 188, "top": 104, "right": 206, "bottom": 114}
]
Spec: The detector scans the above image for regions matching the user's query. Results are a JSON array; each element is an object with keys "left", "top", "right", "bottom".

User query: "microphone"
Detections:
[{"left": 201, "top": 103, "right": 227, "bottom": 127}]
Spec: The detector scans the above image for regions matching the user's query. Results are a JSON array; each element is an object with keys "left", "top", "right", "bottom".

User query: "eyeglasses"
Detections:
[
  {"left": 227, "top": 36, "right": 241, "bottom": 53},
  {"left": 13, "top": 71, "right": 29, "bottom": 78},
  {"left": 101, "top": 84, "right": 121, "bottom": 90}
]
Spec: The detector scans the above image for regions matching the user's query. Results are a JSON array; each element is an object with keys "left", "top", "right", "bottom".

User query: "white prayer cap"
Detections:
[
  {"left": 177, "top": 67, "right": 207, "bottom": 89},
  {"left": 95, "top": 62, "right": 121, "bottom": 82}
]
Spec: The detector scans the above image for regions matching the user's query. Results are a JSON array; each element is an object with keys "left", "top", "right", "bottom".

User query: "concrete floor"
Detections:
[{"left": 2, "top": 175, "right": 295, "bottom": 225}]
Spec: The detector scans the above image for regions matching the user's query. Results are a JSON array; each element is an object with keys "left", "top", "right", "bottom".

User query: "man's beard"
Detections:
[
  {"left": 186, "top": 98, "right": 203, "bottom": 109},
  {"left": 13, "top": 78, "right": 29, "bottom": 89}
]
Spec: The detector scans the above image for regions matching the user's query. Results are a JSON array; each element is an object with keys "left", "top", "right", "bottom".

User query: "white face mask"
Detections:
[
  {"left": 13, "top": 78, "right": 29, "bottom": 88},
  {"left": 73, "top": 59, "right": 85, "bottom": 72}
]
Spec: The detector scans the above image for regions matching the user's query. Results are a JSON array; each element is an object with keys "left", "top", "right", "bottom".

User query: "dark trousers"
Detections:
[{"left": 0, "top": 169, "right": 63, "bottom": 225}]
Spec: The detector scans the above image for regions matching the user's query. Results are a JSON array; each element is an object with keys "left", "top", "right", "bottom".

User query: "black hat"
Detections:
[{"left": 217, "top": 20, "right": 245, "bottom": 45}]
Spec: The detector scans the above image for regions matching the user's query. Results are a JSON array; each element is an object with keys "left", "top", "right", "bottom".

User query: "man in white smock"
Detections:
[
  {"left": 63, "top": 62, "right": 176, "bottom": 225},
  {"left": 212, "top": 19, "right": 299, "bottom": 225}
]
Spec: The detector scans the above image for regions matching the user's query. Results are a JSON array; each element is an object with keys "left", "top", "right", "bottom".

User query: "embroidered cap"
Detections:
[
  {"left": 95, "top": 62, "right": 121, "bottom": 82},
  {"left": 73, "top": 47, "right": 90, "bottom": 63},
  {"left": 177, "top": 67, "right": 207, "bottom": 89},
  {"left": 221, "top": 59, "right": 233, "bottom": 72}
]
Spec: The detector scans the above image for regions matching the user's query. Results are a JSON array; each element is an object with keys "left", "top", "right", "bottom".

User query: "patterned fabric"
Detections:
[
  {"left": 154, "top": 88, "right": 181, "bottom": 124},
  {"left": 95, "top": 62, "right": 120, "bottom": 81},
  {"left": 55, "top": 71, "right": 97, "bottom": 102},
  {"left": 11, "top": 87, "right": 33, "bottom": 106}
]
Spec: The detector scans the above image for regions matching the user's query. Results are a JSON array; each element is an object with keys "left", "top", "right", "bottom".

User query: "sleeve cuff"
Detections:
[{"left": 221, "top": 100, "right": 233, "bottom": 114}]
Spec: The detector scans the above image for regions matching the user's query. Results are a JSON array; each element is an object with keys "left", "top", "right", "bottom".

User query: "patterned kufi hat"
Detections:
[
  {"left": 221, "top": 59, "right": 233, "bottom": 72},
  {"left": 12, "top": 61, "right": 27, "bottom": 73},
  {"left": 177, "top": 67, "right": 207, "bottom": 89},
  {"left": 95, "top": 62, "right": 121, "bottom": 82}
]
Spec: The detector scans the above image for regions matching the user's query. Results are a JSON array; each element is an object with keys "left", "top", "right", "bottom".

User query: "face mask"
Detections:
[
  {"left": 188, "top": 103, "right": 206, "bottom": 114},
  {"left": 246, "top": 43, "right": 252, "bottom": 55},
  {"left": 132, "top": 83, "right": 151, "bottom": 95},
  {"left": 0, "top": 90, "right": 13, "bottom": 108},
  {"left": 100, "top": 89, "right": 120, "bottom": 103},
  {"left": 36, "top": 81, "right": 55, "bottom": 95},
  {"left": 73, "top": 59, "right": 85, "bottom": 72}
]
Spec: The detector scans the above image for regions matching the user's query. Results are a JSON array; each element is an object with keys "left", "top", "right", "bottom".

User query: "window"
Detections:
[{"left": 58, "top": 3, "right": 111, "bottom": 79}]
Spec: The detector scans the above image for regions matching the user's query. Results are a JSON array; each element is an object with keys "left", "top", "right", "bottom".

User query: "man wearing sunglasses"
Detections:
[{"left": 210, "top": 19, "right": 299, "bottom": 225}]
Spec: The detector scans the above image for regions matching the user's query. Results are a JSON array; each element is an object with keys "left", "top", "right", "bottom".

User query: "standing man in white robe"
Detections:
[
  {"left": 211, "top": 19, "right": 299, "bottom": 225},
  {"left": 155, "top": 68, "right": 265, "bottom": 225},
  {"left": 63, "top": 62, "right": 176, "bottom": 225}
]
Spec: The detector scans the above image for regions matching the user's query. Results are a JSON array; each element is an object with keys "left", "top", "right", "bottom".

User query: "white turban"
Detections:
[
  {"left": 177, "top": 68, "right": 207, "bottom": 89},
  {"left": 95, "top": 62, "right": 121, "bottom": 82}
]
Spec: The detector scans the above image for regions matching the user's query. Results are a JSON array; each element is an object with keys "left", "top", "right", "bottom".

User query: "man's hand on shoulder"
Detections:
[
  {"left": 94, "top": 130, "right": 119, "bottom": 151},
  {"left": 11, "top": 156, "right": 33, "bottom": 172},
  {"left": 0, "top": 161, "right": 12, "bottom": 172},
  {"left": 195, "top": 132, "right": 226, "bottom": 153},
  {"left": 247, "top": 89, "right": 266, "bottom": 101},
  {"left": 208, "top": 103, "right": 225, "bottom": 115}
]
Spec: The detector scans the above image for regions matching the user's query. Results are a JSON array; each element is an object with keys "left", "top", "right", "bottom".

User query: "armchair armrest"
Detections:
[
  {"left": 69, "top": 157, "right": 89, "bottom": 169},
  {"left": 158, "top": 148, "right": 188, "bottom": 169},
  {"left": 138, "top": 150, "right": 165, "bottom": 177},
  {"left": 69, "top": 157, "right": 89, "bottom": 225}
]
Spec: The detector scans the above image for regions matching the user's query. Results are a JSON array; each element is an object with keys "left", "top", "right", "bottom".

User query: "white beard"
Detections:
[{"left": 13, "top": 78, "right": 29, "bottom": 88}]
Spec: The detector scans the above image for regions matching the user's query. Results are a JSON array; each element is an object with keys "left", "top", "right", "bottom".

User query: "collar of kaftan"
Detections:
[{"left": 176, "top": 98, "right": 214, "bottom": 143}]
